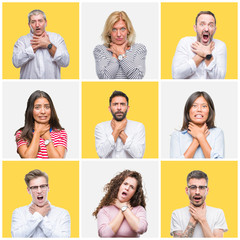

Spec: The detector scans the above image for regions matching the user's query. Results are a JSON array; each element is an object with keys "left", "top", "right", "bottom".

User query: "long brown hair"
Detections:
[
  {"left": 93, "top": 170, "right": 146, "bottom": 217},
  {"left": 15, "top": 90, "right": 63, "bottom": 144}
]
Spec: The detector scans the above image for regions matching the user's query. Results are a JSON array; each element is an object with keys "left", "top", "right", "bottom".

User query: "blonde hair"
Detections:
[{"left": 101, "top": 11, "right": 136, "bottom": 47}]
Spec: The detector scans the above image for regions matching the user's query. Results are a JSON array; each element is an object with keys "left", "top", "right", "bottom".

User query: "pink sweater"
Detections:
[{"left": 97, "top": 205, "right": 148, "bottom": 237}]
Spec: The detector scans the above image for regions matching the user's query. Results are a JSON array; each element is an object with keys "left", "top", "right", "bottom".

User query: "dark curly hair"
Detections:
[{"left": 93, "top": 170, "right": 146, "bottom": 217}]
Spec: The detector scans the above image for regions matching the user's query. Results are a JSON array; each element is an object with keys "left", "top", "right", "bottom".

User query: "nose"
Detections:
[
  {"left": 40, "top": 107, "right": 46, "bottom": 114},
  {"left": 125, "top": 185, "right": 129, "bottom": 191},
  {"left": 195, "top": 187, "right": 200, "bottom": 194},
  {"left": 204, "top": 25, "right": 209, "bottom": 31},
  {"left": 37, "top": 186, "right": 42, "bottom": 193},
  {"left": 197, "top": 105, "right": 202, "bottom": 111},
  {"left": 117, "top": 29, "right": 121, "bottom": 36},
  {"left": 117, "top": 104, "right": 121, "bottom": 110}
]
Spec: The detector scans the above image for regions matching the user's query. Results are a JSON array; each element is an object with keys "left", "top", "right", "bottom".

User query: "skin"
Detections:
[
  {"left": 29, "top": 14, "right": 56, "bottom": 57},
  {"left": 173, "top": 178, "right": 224, "bottom": 237},
  {"left": 184, "top": 96, "right": 212, "bottom": 159},
  {"left": 27, "top": 176, "right": 51, "bottom": 217},
  {"left": 107, "top": 19, "right": 130, "bottom": 59},
  {"left": 109, "top": 177, "right": 141, "bottom": 234},
  {"left": 109, "top": 96, "right": 129, "bottom": 144},
  {"left": 17, "top": 97, "right": 66, "bottom": 159},
  {"left": 192, "top": 14, "right": 216, "bottom": 67}
]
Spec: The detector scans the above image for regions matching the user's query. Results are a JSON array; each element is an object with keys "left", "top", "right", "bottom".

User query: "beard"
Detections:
[
  {"left": 189, "top": 194, "right": 206, "bottom": 207},
  {"left": 111, "top": 109, "right": 128, "bottom": 121}
]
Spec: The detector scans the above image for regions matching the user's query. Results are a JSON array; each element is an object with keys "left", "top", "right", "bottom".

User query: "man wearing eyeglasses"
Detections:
[
  {"left": 11, "top": 169, "right": 71, "bottom": 238},
  {"left": 170, "top": 170, "right": 228, "bottom": 237}
]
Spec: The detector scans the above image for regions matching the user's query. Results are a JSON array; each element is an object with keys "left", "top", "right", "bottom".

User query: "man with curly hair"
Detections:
[{"left": 95, "top": 90, "right": 145, "bottom": 158}]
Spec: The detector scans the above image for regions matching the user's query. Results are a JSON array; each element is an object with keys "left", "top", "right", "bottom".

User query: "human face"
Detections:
[
  {"left": 29, "top": 14, "right": 47, "bottom": 36},
  {"left": 117, "top": 177, "right": 137, "bottom": 203},
  {"left": 33, "top": 97, "right": 51, "bottom": 124},
  {"left": 189, "top": 96, "right": 209, "bottom": 126},
  {"left": 194, "top": 14, "right": 216, "bottom": 46},
  {"left": 185, "top": 178, "right": 208, "bottom": 207},
  {"left": 110, "top": 19, "right": 129, "bottom": 45},
  {"left": 109, "top": 96, "right": 129, "bottom": 121},
  {"left": 27, "top": 176, "right": 49, "bottom": 206}
]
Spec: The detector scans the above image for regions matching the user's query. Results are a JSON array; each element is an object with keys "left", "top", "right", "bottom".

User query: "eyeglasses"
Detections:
[
  {"left": 29, "top": 184, "right": 48, "bottom": 192},
  {"left": 188, "top": 185, "right": 207, "bottom": 191}
]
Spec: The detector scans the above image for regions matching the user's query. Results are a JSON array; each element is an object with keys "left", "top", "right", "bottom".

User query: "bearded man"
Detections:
[
  {"left": 172, "top": 11, "right": 227, "bottom": 79},
  {"left": 95, "top": 90, "right": 145, "bottom": 158},
  {"left": 170, "top": 170, "right": 228, "bottom": 238},
  {"left": 12, "top": 9, "right": 69, "bottom": 79}
]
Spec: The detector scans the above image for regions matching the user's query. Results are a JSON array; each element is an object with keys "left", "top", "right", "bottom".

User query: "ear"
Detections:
[
  {"left": 194, "top": 25, "right": 197, "bottom": 33},
  {"left": 48, "top": 185, "right": 50, "bottom": 192},
  {"left": 45, "top": 20, "right": 47, "bottom": 27},
  {"left": 108, "top": 106, "right": 111, "bottom": 113},
  {"left": 205, "top": 187, "right": 209, "bottom": 196},
  {"left": 28, "top": 23, "right": 30, "bottom": 29},
  {"left": 127, "top": 106, "right": 130, "bottom": 112},
  {"left": 27, "top": 187, "right": 31, "bottom": 194},
  {"left": 185, "top": 186, "right": 189, "bottom": 195}
]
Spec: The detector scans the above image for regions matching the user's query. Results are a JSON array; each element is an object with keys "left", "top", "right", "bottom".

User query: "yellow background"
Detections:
[
  {"left": 161, "top": 2, "right": 238, "bottom": 79},
  {"left": 2, "top": 2, "right": 79, "bottom": 79},
  {"left": 161, "top": 161, "right": 238, "bottom": 238},
  {"left": 82, "top": 82, "right": 158, "bottom": 158},
  {"left": 2, "top": 161, "right": 79, "bottom": 238}
]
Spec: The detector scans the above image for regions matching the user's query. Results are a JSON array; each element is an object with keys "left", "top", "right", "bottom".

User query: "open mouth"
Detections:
[
  {"left": 194, "top": 114, "right": 203, "bottom": 118},
  {"left": 202, "top": 32, "right": 210, "bottom": 43},
  {"left": 37, "top": 196, "right": 44, "bottom": 201},
  {"left": 121, "top": 191, "right": 127, "bottom": 197},
  {"left": 193, "top": 196, "right": 202, "bottom": 202}
]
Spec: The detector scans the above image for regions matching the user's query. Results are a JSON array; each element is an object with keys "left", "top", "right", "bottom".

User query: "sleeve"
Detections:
[
  {"left": 135, "top": 207, "right": 148, "bottom": 234},
  {"left": 210, "top": 129, "right": 224, "bottom": 159},
  {"left": 51, "top": 34, "right": 70, "bottom": 67},
  {"left": 39, "top": 209, "right": 71, "bottom": 238},
  {"left": 15, "top": 131, "right": 28, "bottom": 150},
  {"left": 97, "top": 208, "right": 116, "bottom": 237},
  {"left": 54, "top": 130, "right": 68, "bottom": 150},
  {"left": 214, "top": 209, "right": 228, "bottom": 232},
  {"left": 95, "top": 123, "right": 115, "bottom": 158},
  {"left": 11, "top": 209, "right": 43, "bottom": 238},
  {"left": 172, "top": 38, "right": 197, "bottom": 79},
  {"left": 205, "top": 42, "right": 227, "bottom": 79},
  {"left": 123, "top": 123, "right": 145, "bottom": 158},
  {"left": 119, "top": 44, "right": 147, "bottom": 79},
  {"left": 170, "top": 210, "right": 183, "bottom": 236},
  {"left": 93, "top": 45, "right": 120, "bottom": 79},
  {"left": 12, "top": 38, "right": 35, "bottom": 68},
  {"left": 170, "top": 131, "right": 185, "bottom": 159}
]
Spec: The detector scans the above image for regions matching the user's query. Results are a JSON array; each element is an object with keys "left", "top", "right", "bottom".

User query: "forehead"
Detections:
[
  {"left": 122, "top": 176, "right": 137, "bottom": 186},
  {"left": 197, "top": 14, "right": 215, "bottom": 24},
  {"left": 34, "top": 97, "right": 50, "bottom": 105},
  {"left": 29, "top": 176, "right": 47, "bottom": 186},
  {"left": 30, "top": 14, "right": 45, "bottom": 22},
  {"left": 111, "top": 96, "right": 127, "bottom": 104},
  {"left": 113, "top": 19, "right": 127, "bottom": 28},
  {"left": 193, "top": 96, "right": 208, "bottom": 104},
  {"left": 188, "top": 178, "right": 207, "bottom": 186}
]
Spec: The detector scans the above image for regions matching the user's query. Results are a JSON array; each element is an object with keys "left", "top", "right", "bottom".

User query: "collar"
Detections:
[{"left": 33, "top": 128, "right": 52, "bottom": 133}]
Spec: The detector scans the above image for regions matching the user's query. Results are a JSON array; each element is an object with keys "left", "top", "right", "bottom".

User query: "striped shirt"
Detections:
[
  {"left": 16, "top": 129, "right": 67, "bottom": 159},
  {"left": 93, "top": 43, "right": 147, "bottom": 79}
]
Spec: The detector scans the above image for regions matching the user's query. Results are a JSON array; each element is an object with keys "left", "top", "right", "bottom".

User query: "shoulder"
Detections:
[
  {"left": 51, "top": 205, "right": 70, "bottom": 216},
  {"left": 16, "top": 33, "right": 31, "bottom": 42},
  {"left": 97, "top": 205, "right": 116, "bottom": 216},
  {"left": 51, "top": 129, "right": 67, "bottom": 136},
  {"left": 213, "top": 39, "right": 226, "bottom": 48},
  {"left": 131, "top": 43, "right": 146, "bottom": 51},
  {"left": 127, "top": 119, "right": 145, "bottom": 129},
  {"left": 95, "top": 120, "right": 111, "bottom": 128},
  {"left": 172, "top": 206, "right": 189, "bottom": 216},
  {"left": 132, "top": 205, "right": 146, "bottom": 212},
  {"left": 94, "top": 44, "right": 108, "bottom": 52},
  {"left": 206, "top": 206, "right": 225, "bottom": 215},
  {"left": 47, "top": 31, "right": 63, "bottom": 39},
  {"left": 210, "top": 127, "right": 224, "bottom": 135},
  {"left": 177, "top": 36, "right": 195, "bottom": 45},
  {"left": 171, "top": 130, "right": 186, "bottom": 137},
  {"left": 12, "top": 205, "right": 29, "bottom": 214}
]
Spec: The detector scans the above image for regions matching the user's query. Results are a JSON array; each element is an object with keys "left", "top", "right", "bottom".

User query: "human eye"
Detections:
[
  {"left": 34, "top": 105, "right": 40, "bottom": 110},
  {"left": 45, "top": 105, "right": 50, "bottom": 109},
  {"left": 31, "top": 186, "right": 38, "bottom": 190},
  {"left": 192, "top": 104, "right": 197, "bottom": 108},
  {"left": 189, "top": 185, "right": 197, "bottom": 190},
  {"left": 130, "top": 185, "right": 134, "bottom": 190},
  {"left": 112, "top": 28, "right": 117, "bottom": 32},
  {"left": 121, "top": 27, "right": 126, "bottom": 31},
  {"left": 199, "top": 186, "right": 206, "bottom": 190}
]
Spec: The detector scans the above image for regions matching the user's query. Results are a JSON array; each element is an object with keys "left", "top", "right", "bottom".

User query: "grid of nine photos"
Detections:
[{"left": 0, "top": 0, "right": 239, "bottom": 239}]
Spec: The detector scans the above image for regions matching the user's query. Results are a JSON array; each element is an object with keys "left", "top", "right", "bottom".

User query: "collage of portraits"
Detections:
[{"left": 0, "top": 0, "right": 239, "bottom": 239}]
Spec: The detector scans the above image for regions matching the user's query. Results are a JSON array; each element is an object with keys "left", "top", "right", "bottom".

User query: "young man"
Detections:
[
  {"left": 95, "top": 90, "right": 145, "bottom": 158},
  {"left": 172, "top": 11, "right": 227, "bottom": 79},
  {"left": 12, "top": 9, "right": 69, "bottom": 79},
  {"left": 170, "top": 170, "right": 228, "bottom": 237},
  {"left": 11, "top": 169, "right": 71, "bottom": 238}
]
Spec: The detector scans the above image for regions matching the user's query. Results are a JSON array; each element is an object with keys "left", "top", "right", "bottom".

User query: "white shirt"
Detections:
[
  {"left": 95, "top": 119, "right": 145, "bottom": 158},
  {"left": 170, "top": 206, "right": 228, "bottom": 237},
  {"left": 172, "top": 37, "right": 227, "bottom": 79},
  {"left": 12, "top": 32, "right": 69, "bottom": 79},
  {"left": 11, "top": 202, "right": 71, "bottom": 238},
  {"left": 170, "top": 127, "right": 224, "bottom": 159}
]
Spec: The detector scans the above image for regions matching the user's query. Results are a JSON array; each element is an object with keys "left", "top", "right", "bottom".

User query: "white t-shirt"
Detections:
[{"left": 170, "top": 206, "right": 228, "bottom": 237}]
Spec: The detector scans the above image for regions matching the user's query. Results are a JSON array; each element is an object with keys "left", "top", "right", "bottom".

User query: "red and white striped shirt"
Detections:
[{"left": 16, "top": 129, "right": 67, "bottom": 159}]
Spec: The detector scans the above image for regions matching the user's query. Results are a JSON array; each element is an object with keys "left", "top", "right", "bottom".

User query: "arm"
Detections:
[
  {"left": 11, "top": 208, "right": 43, "bottom": 238},
  {"left": 119, "top": 44, "right": 147, "bottom": 79},
  {"left": 170, "top": 131, "right": 186, "bottom": 159},
  {"left": 12, "top": 38, "right": 35, "bottom": 68},
  {"left": 173, "top": 219, "right": 197, "bottom": 237},
  {"left": 94, "top": 45, "right": 120, "bottom": 79},
  {"left": 95, "top": 123, "right": 116, "bottom": 158},
  {"left": 122, "top": 123, "right": 145, "bottom": 158},
  {"left": 205, "top": 41, "right": 227, "bottom": 79},
  {"left": 39, "top": 210, "right": 71, "bottom": 237}
]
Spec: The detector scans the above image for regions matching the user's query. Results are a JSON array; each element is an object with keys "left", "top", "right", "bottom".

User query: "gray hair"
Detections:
[
  {"left": 187, "top": 170, "right": 208, "bottom": 185},
  {"left": 28, "top": 9, "right": 46, "bottom": 23}
]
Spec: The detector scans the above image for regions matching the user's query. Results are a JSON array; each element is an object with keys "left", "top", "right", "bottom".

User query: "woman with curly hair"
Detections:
[
  {"left": 15, "top": 90, "right": 67, "bottom": 159},
  {"left": 93, "top": 170, "right": 148, "bottom": 237}
]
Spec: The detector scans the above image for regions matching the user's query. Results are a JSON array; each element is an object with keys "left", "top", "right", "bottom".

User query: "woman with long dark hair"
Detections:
[
  {"left": 93, "top": 170, "right": 148, "bottom": 237},
  {"left": 15, "top": 90, "right": 67, "bottom": 158},
  {"left": 170, "top": 91, "right": 224, "bottom": 159}
]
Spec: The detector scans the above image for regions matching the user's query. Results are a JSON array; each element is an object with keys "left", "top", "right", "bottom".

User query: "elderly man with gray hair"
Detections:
[{"left": 12, "top": 9, "right": 69, "bottom": 79}]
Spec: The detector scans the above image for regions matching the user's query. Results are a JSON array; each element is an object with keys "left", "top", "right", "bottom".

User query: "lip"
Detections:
[{"left": 194, "top": 114, "right": 203, "bottom": 118}]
